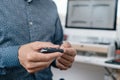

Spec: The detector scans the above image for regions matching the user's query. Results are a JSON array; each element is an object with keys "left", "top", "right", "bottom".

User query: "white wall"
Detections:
[
  {"left": 53, "top": 0, "right": 67, "bottom": 15},
  {"left": 117, "top": 0, "right": 120, "bottom": 17},
  {"left": 116, "top": 0, "right": 120, "bottom": 45}
]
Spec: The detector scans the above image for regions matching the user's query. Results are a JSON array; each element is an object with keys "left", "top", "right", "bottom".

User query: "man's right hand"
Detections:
[{"left": 18, "top": 41, "right": 62, "bottom": 73}]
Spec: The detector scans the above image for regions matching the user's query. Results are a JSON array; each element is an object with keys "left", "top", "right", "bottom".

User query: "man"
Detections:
[{"left": 0, "top": 0, "right": 76, "bottom": 80}]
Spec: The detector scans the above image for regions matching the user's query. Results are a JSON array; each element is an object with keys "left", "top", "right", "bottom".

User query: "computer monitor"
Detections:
[{"left": 65, "top": 0, "right": 118, "bottom": 30}]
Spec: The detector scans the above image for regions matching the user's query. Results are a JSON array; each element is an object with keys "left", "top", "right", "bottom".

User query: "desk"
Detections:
[
  {"left": 75, "top": 55, "right": 120, "bottom": 69},
  {"left": 70, "top": 42, "right": 119, "bottom": 69},
  {"left": 71, "top": 42, "right": 120, "bottom": 80}
]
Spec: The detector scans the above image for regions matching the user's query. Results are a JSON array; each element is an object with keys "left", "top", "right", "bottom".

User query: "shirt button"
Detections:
[{"left": 29, "top": 22, "right": 33, "bottom": 26}]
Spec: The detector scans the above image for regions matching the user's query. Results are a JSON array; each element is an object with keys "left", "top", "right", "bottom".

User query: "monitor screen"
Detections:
[{"left": 65, "top": 0, "right": 118, "bottom": 30}]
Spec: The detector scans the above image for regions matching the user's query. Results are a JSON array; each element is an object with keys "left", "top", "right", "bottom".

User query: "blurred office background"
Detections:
[{"left": 51, "top": 0, "right": 120, "bottom": 80}]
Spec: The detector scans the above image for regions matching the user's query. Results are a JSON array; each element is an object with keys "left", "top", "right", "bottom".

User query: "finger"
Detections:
[
  {"left": 57, "top": 57, "right": 72, "bottom": 68},
  {"left": 27, "top": 59, "right": 57, "bottom": 73},
  {"left": 60, "top": 54, "right": 75, "bottom": 63},
  {"left": 29, "top": 52, "right": 62, "bottom": 62},
  {"left": 25, "top": 61, "right": 52, "bottom": 71},
  {"left": 56, "top": 60, "right": 68, "bottom": 70},
  {"left": 61, "top": 42, "right": 71, "bottom": 48},
  {"left": 39, "top": 52, "right": 62, "bottom": 62},
  {"left": 31, "top": 41, "right": 60, "bottom": 50},
  {"left": 64, "top": 48, "right": 76, "bottom": 57},
  {"left": 26, "top": 63, "right": 50, "bottom": 73},
  {"left": 27, "top": 67, "right": 45, "bottom": 73}
]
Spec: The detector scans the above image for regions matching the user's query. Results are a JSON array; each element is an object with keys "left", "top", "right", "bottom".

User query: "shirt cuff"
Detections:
[
  {"left": 51, "top": 59, "right": 58, "bottom": 68},
  {"left": 1, "top": 46, "right": 20, "bottom": 67}
]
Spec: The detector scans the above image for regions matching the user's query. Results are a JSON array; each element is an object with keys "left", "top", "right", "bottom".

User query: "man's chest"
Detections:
[{"left": 0, "top": 0, "right": 57, "bottom": 43}]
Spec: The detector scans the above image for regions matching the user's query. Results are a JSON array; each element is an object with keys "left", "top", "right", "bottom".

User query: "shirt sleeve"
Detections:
[
  {"left": 53, "top": 16, "right": 64, "bottom": 45},
  {"left": 50, "top": 0, "right": 64, "bottom": 68},
  {"left": 0, "top": 46, "right": 21, "bottom": 74},
  {"left": 51, "top": 15, "right": 64, "bottom": 68}
]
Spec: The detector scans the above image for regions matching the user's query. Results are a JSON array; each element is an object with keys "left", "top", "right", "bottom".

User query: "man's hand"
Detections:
[
  {"left": 56, "top": 42, "right": 76, "bottom": 70},
  {"left": 18, "top": 41, "right": 62, "bottom": 73}
]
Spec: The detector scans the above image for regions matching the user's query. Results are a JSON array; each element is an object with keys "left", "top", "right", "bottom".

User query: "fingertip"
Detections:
[
  {"left": 63, "top": 41, "right": 71, "bottom": 47},
  {"left": 56, "top": 52, "right": 63, "bottom": 56}
]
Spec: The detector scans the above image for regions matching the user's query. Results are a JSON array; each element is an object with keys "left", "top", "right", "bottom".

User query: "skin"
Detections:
[
  {"left": 18, "top": 41, "right": 76, "bottom": 73},
  {"left": 56, "top": 42, "right": 76, "bottom": 70}
]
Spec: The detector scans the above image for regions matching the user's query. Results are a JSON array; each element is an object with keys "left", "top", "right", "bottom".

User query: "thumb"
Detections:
[
  {"left": 61, "top": 41, "right": 71, "bottom": 48},
  {"left": 30, "top": 41, "right": 60, "bottom": 50}
]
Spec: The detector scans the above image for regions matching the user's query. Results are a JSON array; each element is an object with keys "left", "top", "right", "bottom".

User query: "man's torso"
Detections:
[{"left": 0, "top": 0, "right": 59, "bottom": 80}]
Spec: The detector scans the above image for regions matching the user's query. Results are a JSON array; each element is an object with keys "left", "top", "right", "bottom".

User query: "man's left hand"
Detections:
[{"left": 56, "top": 42, "right": 76, "bottom": 70}]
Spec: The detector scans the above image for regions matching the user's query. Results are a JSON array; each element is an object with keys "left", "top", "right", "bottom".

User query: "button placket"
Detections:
[{"left": 25, "top": 2, "right": 33, "bottom": 41}]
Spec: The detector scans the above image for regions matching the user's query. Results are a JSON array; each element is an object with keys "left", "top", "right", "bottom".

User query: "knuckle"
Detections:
[
  {"left": 71, "top": 58, "right": 75, "bottom": 62},
  {"left": 26, "top": 64, "right": 32, "bottom": 69},
  {"left": 26, "top": 55, "right": 32, "bottom": 61},
  {"left": 45, "top": 56, "right": 51, "bottom": 61},
  {"left": 60, "top": 67, "right": 68, "bottom": 70},
  {"left": 72, "top": 52, "right": 77, "bottom": 57},
  {"left": 47, "top": 42, "right": 52, "bottom": 44},
  {"left": 34, "top": 41, "right": 39, "bottom": 44},
  {"left": 72, "top": 49, "right": 77, "bottom": 55},
  {"left": 26, "top": 54, "right": 35, "bottom": 61},
  {"left": 69, "top": 58, "right": 74, "bottom": 63},
  {"left": 32, "top": 41, "right": 40, "bottom": 45},
  {"left": 27, "top": 70, "right": 34, "bottom": 73},
  {"left": 47, "top": 42, "right": 53, "bottom": 45},
  {"left": 64, "top": 68, "right": 68, "bottom": 70}
]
